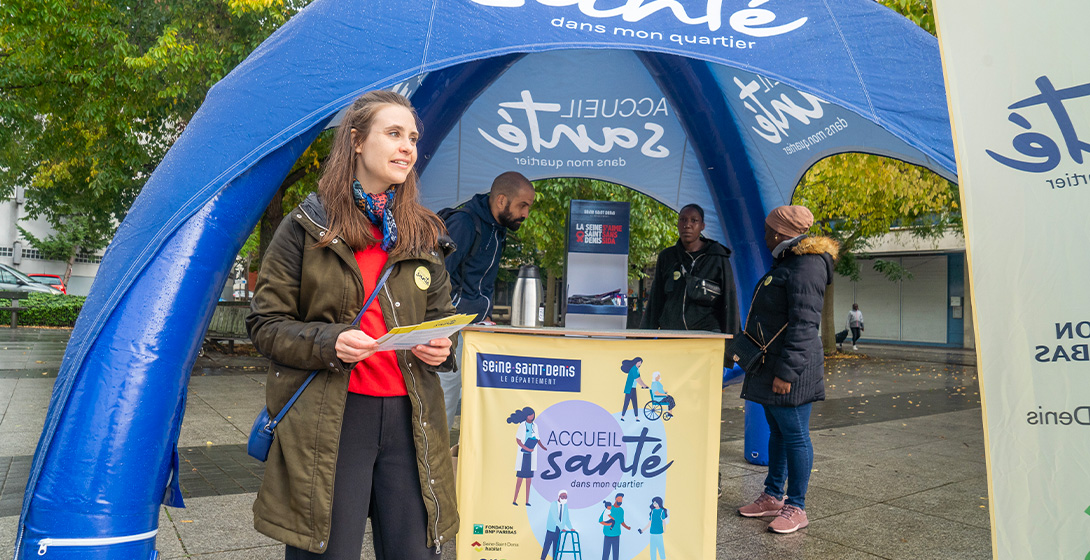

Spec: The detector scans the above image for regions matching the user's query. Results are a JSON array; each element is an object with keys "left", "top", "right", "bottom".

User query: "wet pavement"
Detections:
[{"left": 0, "top": 327, "right": 990, "bottom": 559}]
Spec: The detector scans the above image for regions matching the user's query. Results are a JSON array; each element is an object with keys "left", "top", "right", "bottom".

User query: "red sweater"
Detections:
[{"left": 348, "top": 228, "right": 407, "bottom": 396}]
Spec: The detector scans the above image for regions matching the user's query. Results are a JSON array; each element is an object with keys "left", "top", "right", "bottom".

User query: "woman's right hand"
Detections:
[{"left": 335, "top": 330, "right": 378, "bottom": 363}]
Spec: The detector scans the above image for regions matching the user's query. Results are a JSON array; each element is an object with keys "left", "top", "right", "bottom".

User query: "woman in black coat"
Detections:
[{"left": 735, "top": 205, "right": 838, "bottom": 534}]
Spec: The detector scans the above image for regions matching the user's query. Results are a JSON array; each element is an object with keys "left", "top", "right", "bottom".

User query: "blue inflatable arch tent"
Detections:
[{"left": 16, "top": 0, "right": 956, "bottom": 557}]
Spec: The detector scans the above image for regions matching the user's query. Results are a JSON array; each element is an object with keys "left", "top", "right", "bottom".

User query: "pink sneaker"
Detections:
[
  {"left": 768, "top": 504, "right": 809, "bottom": 534},
  {"left": 738, "top": 492, "right": 785, "bottom": 518}
]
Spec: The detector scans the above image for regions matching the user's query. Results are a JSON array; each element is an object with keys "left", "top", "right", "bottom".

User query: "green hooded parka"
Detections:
[{"left": 247, "top": 193, "right": 459, "bottom": 553}]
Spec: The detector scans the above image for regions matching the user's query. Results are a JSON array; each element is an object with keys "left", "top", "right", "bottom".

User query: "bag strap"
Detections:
[
  {"left": 744, "top": 322, "right": 788, "bottom": 351},
  {"left": 740, "top": 275, "right": 789, "bottom": 351},
  {"left": 267, "top": 265, "right": 394, "bottom": 430}
]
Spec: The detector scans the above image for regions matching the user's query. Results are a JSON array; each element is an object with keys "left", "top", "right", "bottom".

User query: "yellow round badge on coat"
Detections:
[
  {"left": 672, "top": 271, "right": 681, "bottom": 281},
  {"left": 764, "top": 276, "right": 773, "bottom": 286},
  {"left": 414, "top": 266, "right": 431, "bottom": 290}
]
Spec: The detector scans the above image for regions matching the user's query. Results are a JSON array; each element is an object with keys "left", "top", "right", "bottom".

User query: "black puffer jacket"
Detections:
[
  {"left": 739, "top": 236, "right": 838, "bottom": 408},
  {"left": 641, "top": 238, "right": 741, "bottom": 335}
]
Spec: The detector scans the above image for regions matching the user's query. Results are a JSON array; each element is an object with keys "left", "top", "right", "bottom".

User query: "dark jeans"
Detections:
[
  {"left": 285, "top": 394, "right": 434, "bottom": 560},
  {"left": 851, "top": 327, "right": 862, "bottom": 344},
  {"left": 762, "top": 402, "right": 814, "bottom": 509},
  {"left": 601, "top": 535, "right": 620, "bottom": 560},
  {"left": 621, "top": 389, "right": 639, "bottom": 418}
]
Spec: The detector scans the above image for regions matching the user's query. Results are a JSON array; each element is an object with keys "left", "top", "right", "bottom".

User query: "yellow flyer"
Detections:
[
  {"left": 373, "top": 313, "right": 475, "bottom": 351},
  {"left": 456, "top": 331, "right": 722, "bottom": 559}
]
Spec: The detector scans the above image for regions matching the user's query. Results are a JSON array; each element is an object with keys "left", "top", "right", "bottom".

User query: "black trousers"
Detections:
[
  {"left": 851, "top": 327, "right": 862, "bottom": 344},
  {"left": 621, "top": 389, "right": 639, "bottom": 418},
  {"left": 285, "top": 394, "right": 435, "bottom": 560}
]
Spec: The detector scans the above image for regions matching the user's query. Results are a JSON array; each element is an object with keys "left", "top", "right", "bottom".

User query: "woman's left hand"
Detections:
[
  {"left": 412, "top": 337, "right": 452, "bottom": 366},
  {"left": 772, "top": 377, "right": 792, "bottom": 394}
]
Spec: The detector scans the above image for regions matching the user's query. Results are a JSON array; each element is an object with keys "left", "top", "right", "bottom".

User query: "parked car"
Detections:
[
  {"left": 0, "top": 263, "right": 62, "bottom": 294},
  {"left": 28, "top": 273, "right": 67, "bottom": 295}
]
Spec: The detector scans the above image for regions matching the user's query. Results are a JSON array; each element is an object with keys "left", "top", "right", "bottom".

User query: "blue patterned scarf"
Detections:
[{"left": 352, "top": 180, "right": 398, "bottom": 251}]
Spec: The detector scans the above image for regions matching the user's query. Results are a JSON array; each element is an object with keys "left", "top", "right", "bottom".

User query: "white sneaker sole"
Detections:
[
  {"left": 738, "top": 508, "right": 783, "bottom": 518},
  {"left": 768, "top": 521, "right": 809, "bottom": 534}
]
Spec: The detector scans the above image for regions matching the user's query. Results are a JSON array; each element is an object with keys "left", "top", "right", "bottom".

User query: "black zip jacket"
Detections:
[
  {"left": 444, "top": 193, "right": 507, "bottom": 322},
  {"left": 641, "top": 238, "right": 741, "bottom": 336}
]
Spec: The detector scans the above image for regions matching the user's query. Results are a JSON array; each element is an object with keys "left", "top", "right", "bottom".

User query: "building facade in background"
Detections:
[
  {"left": 831, "top": 230, "right": 974, "bottom": 349},
  {"left": 1, "top": 188, "right": 103, "bottom": 296}
]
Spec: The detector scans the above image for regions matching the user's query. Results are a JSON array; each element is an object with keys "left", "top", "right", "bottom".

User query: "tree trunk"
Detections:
[
  {"left": 62, "top": 246, "right": 78, "bottom": 292},
  {"left": 822, "top": 280, "right": 838, "bottom": 355},
  {"left": 259, "top": 185, "right": 286, "bottom": 263},
  {"left": 545, "top": 269, "right": 558, "bottom": 326},
  {"left": 258, "top": 165, "right": 312, "bottom": 261}
]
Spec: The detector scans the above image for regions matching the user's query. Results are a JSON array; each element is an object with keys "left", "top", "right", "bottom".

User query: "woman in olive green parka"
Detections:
[{"left": 247, "top": 92, "right": 458, "bottom": 559}]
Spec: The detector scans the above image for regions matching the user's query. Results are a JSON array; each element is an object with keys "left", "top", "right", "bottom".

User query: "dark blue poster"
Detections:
[{"left": 567, "top": 200, "right": 630, "bottom": 255}]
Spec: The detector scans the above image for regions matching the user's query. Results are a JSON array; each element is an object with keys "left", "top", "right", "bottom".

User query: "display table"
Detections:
[{"left": 453, "top": 326, "right": 729, "bottom": 560}]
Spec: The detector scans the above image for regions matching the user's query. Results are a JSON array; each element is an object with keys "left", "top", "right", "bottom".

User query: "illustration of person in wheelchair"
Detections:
[{"left": 644, "top": 371, "right": 677, "bottom": 421}]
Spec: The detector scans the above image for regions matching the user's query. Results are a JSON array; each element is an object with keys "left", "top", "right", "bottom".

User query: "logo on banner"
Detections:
[
  {"left": 574, "top": 223, "right": 622, "bottom": 246},
  {"left": 478, "top": 89, "right": 672, "bottom": 169},
  {"left": 511, "top": 399, "right": 672, "bottom": 510},
  {"left": 471, "top": 524, "right": 517, "bottom": 536},
  {"left": 986, "top": 76, "right": 1090, "bottom": 191},
  {"left": 732, "top": 74, "right": 848, "bottom": 152},
  {"left": 470, "top": 0, "right": 808, "bottom": 38},
  {"left": 477, "top": 353, "right": 581, "bottom": 392}
]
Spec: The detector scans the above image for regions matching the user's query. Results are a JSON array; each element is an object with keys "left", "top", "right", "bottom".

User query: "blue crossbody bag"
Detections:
[{"left": 247, "top": 267, "right": 392, "bottom": 461}]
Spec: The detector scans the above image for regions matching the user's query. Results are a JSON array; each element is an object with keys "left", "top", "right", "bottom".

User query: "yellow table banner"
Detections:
[{"left": 456, "top": 331, "right": 722, "bottom": 559}]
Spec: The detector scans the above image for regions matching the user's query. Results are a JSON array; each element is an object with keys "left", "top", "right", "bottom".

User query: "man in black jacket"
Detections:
[
  {"left": 642, "top": 204, "right": 740, "bottom": 499},
  {"left": 641, "top": 204, "right": 741, "bottom": 339},
  {"left": 438, "top": 171, "right": 535, "bottom": 431}
]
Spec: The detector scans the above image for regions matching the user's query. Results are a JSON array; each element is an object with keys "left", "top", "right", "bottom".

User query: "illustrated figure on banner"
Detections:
[
  {"left": 620, "top": 357, "right": 649, "bottom": 421},
  {"left": 600, "top": 501, "right": 617, "bottom": 531},
  {"left": 638, "top": 496, "right": 670, "bottom": 560},
  {"left": 509, "top": 406, "right": 548, "bottom": 506},
  {"left": 599, "top": 493, "right": 631, "bottom": 560},
  {"left": 247, "top": 90, "right": 457, "bottom": 559},
  {"left": 540, "top": 490, "right": 574, "bottom": 560},
  {"left": 649, "top": 371, "right": 677, "bottom": 419}
]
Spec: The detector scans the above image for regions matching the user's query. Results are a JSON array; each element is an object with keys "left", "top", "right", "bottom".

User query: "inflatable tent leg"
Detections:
[
  {"left": 743, "top": 401, "right": 770, "bottom": 466},
  {"left": 15, "top": 126, "right": 323, "bottom": 560}
]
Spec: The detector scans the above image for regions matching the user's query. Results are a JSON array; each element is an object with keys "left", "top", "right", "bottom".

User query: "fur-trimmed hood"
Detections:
[{"left": 791, "top": 235, "right": 839, "bottom": 258}]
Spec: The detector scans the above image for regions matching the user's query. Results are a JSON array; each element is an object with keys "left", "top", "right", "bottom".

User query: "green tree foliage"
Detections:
[
  {"left": 795, "top": 153, "right": 960, "bottom": 274},
  {"left": 17, "top": 214, "right": 109, "bottom": 286},
  {"left": 0, "top": 0, "right": 313, "bottom": 265},
  {"left": 794, "top": 152, "right": 960, "bottom": 353},
  {"left": 877, "top": 0, "right": 935, "bottom": 35}
]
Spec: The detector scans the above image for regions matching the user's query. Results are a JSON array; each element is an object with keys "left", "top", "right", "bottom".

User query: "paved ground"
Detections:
[{"left": 0, "top": 328, "right": 989, "bottom": 559}]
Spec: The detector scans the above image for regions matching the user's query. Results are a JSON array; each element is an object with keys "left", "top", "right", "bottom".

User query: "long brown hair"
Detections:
[{"left": 315, "top": 90, "right": 443, "bottom": 256}]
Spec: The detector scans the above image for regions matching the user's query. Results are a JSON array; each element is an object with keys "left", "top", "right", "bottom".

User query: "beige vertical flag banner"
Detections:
[{"left": 933, "top": 2, "right": 1090, "bottom": 558}]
